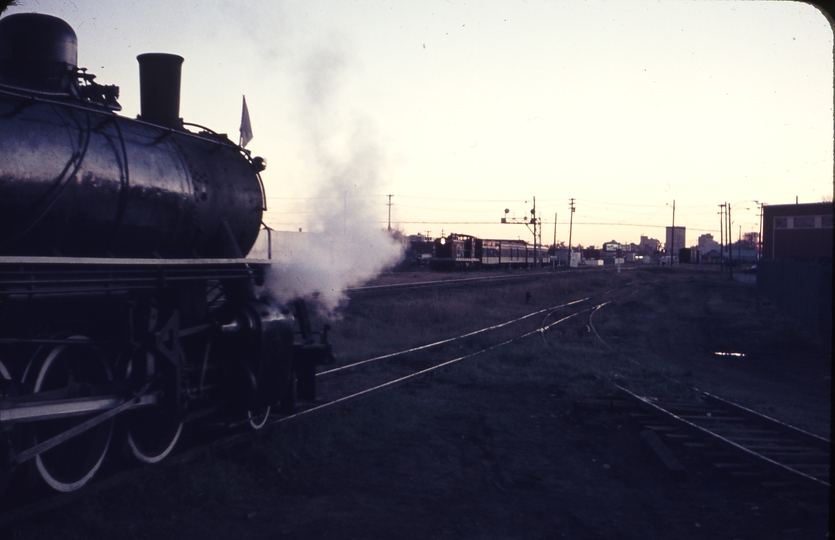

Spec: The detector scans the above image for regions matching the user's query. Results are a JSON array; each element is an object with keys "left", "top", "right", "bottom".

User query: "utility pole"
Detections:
[
  {"left": 386, "top": 194, "right": 393, "bottom": 232},
  {"left": 758, "top": 202, "right": 764, "bottom": 261},
  {"left": 552, "top": 212, "right": 557, "bottom": 268},
  {"left": 553, "top": 212, "right": 557, "bottom": 248},
  {"left": 531, "top": 196, "right": 537, "bottom": 267},
  {"left": 719, "top": 203, "right": 725, "bottom": 273},
  {"left": 567, "top": 198, "right": 575, "bottom": 262},
  {"left": 727, "top": 202, "right": 734, "bottom": 279}
]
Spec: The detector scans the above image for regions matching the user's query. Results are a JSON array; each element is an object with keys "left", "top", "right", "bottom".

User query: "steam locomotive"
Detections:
[
  {"left": 430, "top": 233, "right": 548, "bottom": 270},
  {"left": 0, "top": 13, "right": 332, "bottom": 496}
]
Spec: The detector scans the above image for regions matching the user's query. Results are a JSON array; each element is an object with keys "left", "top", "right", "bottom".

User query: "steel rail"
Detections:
[
  {"left": 345, "top": 273, "right": 547, "bottom": 298},
  {"left": 700, "top": 391, "right": 830, "bottom": 448},
  {"left": 318, "top": 297, "right": 589, "bottom": 378},
  {"left": 616, "top": 384, "right": 830, "bottom": 493}
]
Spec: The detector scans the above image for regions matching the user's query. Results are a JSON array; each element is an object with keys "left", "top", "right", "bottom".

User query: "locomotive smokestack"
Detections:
[{"left": 137, "top": 52, "right": 184, "bottom": 128}]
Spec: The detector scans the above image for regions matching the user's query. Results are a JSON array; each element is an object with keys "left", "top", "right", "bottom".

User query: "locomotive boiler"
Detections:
[{"left": 0, "top": 12, "right": 332, "bottom": 497}]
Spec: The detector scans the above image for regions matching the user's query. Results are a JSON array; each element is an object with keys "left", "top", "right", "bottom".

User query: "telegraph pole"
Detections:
[
  {"left": 567, "top": 198, "right": 575, "bottom": 260},
  {"left": 386, "top": 194, "right": 393, "bottom": 232},
  {"left": 553, "top": 212, "right": 557, "bottom": 246},
  {"left": 719, "top": 203, "right": 725, "bottom": 273},
  {"left": 758, "top": 202, "right": 764, "bottom": 261},
  {"left": 727, "top": 202, "right": 734, "bottom": 279},
  {"left": 552, "top": 212, "right": 557, "bottom": 268},
  {"left": 531, "top": 196, "right": 537, "bottom": 267}
]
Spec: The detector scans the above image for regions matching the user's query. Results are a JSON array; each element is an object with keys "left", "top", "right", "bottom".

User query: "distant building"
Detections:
[
  {"left": 761, "top": 202, "right": 833, "bottom": 261},
  {"left": 664, "top": 226, "right": 686, "bottom": 254},
  {"left": 636, "top": 235, "right": 661, "bottom": 255},
  {"left": 697, "top": 233, "right": 721, "bottom": 255},
  {"left": 602, "top": 241, "right": 621, "bottom": 252},
  {"left": 582, "top": 246, "right": 601, "bottom": 260},
  {"left": 729, "top": 247, "right": 758, "bottom": 264}
]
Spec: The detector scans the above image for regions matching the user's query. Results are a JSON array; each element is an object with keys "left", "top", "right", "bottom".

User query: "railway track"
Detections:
[
  {"left": 0, "top": 281, "right": 629, "bottom": 528},
  {"left": 574, "top": 289, "right": 829, "bottom": 505},
  {"left": 616, "top": 385, "right": 830, "bottom": 499},
  {"left": 346, "top": 266, "right": 610, "bottom": 298}
]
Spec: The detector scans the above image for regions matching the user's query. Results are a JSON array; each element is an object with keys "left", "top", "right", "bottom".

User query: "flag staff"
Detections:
[{"left": 239, "top": 95, "right": 253, "bottom": 148}]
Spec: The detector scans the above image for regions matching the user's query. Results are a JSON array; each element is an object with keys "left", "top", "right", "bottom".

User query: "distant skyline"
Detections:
[{"left": 3, "top": 0, "right": 833, "bottom": 248}]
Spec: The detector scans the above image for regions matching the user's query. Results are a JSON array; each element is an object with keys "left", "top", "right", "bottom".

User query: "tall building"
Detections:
[
  {"left": 697, "top": 233, "right": 720, "bottom": 253},
  {"left": 665, "top": 226, "right": 686, "bottom": 253},
  {"left": 636, "top": 235, "right": 661, "bottom": 255}
]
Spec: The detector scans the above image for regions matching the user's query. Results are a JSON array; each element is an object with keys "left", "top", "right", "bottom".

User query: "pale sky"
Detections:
[{"left": 5, "top": 0, "right": 833, "bottom": 248}]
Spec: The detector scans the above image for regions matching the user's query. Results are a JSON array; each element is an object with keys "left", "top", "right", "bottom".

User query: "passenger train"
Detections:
[{"left": 430, "top": 233, "right": 548, "bottom": 270}]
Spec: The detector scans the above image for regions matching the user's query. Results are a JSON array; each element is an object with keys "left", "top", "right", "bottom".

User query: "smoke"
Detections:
[{"left": 260, "top": 40, "right": 404, "bottom": 317}]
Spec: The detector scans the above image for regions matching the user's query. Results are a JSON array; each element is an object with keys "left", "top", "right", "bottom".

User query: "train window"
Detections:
[
  {"left": 822, "top": 215, "right": 833, "bottom": 228},
  {"left": 774, "top": 217, "right": 788, "bottom": 229}
]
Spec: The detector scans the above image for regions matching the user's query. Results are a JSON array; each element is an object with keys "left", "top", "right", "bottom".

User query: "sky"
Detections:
[{"left": 4, "top": 0, "right": 833, "bottom": 249}]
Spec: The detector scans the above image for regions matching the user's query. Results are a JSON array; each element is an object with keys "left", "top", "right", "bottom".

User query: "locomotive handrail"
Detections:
[
  {"left": 0, "top": 83, "right": 117, "bottom": 113},
  {"left": 0, "top": 84, "right": 242, "bottom": 149}
]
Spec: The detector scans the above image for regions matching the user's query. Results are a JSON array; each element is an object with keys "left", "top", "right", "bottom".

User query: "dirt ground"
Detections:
[{"left": 4, "top": 265, "right": 831, "bottom": 539}]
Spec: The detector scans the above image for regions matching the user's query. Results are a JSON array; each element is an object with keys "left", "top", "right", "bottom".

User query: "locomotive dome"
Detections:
[{"left": 0, "top": 12, "right": 78, "bottom": 92}]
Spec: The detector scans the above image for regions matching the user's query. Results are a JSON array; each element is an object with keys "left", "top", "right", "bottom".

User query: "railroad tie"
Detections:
[{"left": 640, "top": 429, "right": 687, "bottom": 481}]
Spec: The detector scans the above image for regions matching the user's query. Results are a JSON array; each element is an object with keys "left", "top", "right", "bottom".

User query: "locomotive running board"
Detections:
[
  {"left": 9, "top": 392, "right": 158, "bottom": 467},
  {"left": 0, "top": 392, "right": 157, "bottom": 424}
]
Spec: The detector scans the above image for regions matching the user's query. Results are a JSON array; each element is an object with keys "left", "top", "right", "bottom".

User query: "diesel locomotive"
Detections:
[
  {"left": 0, "top": 13, "right": 332, "bottom": 496},
  {"left": 430, "top": 233, "right": 548, "bottom": 270}
]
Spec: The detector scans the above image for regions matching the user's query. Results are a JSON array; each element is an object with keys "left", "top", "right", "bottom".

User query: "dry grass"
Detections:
[{"left": 6, "top": 265, "right": 829, "bottom": 539}]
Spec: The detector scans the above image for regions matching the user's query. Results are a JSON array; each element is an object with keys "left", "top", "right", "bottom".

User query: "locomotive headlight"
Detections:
[
  {"left": 252, "top": 156, "right": 267, "bottom": 172},
  {"left": 439, "top": 237, "right": 446, "bottom": 245}
]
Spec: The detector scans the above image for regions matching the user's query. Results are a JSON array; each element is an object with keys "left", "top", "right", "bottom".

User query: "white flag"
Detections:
[{"left": 240, "top": 95, "right": 253, "bottom": 148}]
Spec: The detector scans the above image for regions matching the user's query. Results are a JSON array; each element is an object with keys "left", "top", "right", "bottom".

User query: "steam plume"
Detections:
[{"left": 261, "top": 41, "right": 404, "bottom": 316}]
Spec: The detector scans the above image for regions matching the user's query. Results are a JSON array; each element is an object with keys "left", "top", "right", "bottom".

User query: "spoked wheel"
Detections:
[
  {"left": 127, "top": 418, "right": 183, "bottom": 464},
  {"left": 246, "top": 406, "right": 271, "bottom": 430},
  {"left": 26, "top": 337, "right": 114, "bottom": 493},
  {"left": 125, "top": 352, "right": 184, "bottom": 464}
]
